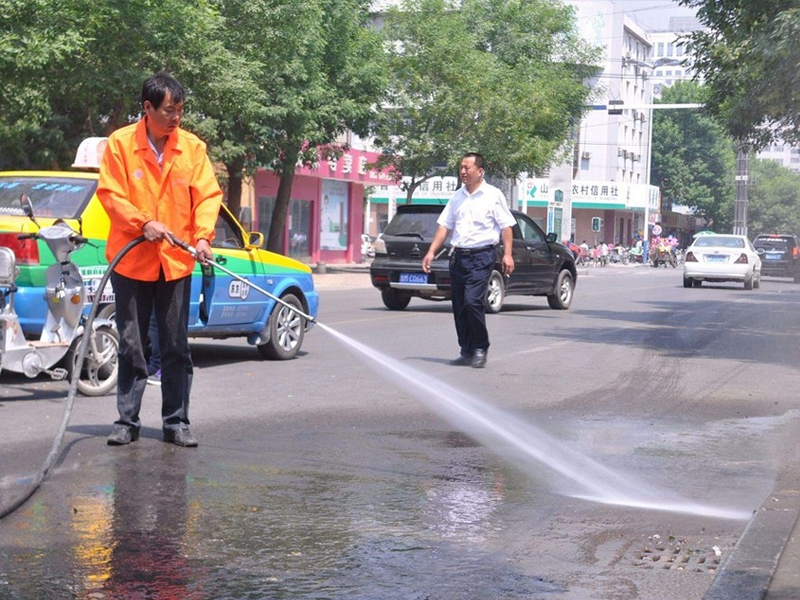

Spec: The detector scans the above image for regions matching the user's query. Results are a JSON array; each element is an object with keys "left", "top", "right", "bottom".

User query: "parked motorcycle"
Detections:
[{"left": 0, "top": 195, "right": 118, "bottom": 395}]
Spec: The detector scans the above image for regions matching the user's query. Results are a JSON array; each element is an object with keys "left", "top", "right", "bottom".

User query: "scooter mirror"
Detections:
[
  {"left": 20, "top": 194, "right": 33, "bottom": 217},
  {"left": 19, "top": 194, "right": 41, "bottom": 229}
]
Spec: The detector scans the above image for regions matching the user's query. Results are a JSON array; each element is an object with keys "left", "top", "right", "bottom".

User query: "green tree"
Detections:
[
  {"left": 0, "top": 0, "right": 228, "bottom": 170},
  {"left": 208, "top": 0, "right": 387, "bottom": 251},
  {"left": 678, "top": 0, "right": 800, "bottom": 149},
  {"left": 746, "top": 159, "right": 800, "bottom": 235},
  {"left": 650, "top": 81, "right": 736, "bottom": 231},
  {"left": 372, "top": 0, "right": 598, "bottom": 203}
]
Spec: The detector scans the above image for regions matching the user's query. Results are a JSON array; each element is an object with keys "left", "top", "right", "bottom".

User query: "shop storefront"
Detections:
[
  {"left": 253, "top": 148, "right": 394, "bottom": 265},
  {"left": 518, "top": 178, "right": 660, "bottom": 247}
]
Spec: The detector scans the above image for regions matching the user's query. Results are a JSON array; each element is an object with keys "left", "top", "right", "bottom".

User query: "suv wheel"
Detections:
[
  {"left": 547, "top": 270, "right": 574, "bottom": 309},
  {"left": 484, "top": 271, "right": 505, "bottom": 314},
  {"left": 381, "top": 288, "right": 411, "bottom": 310}
]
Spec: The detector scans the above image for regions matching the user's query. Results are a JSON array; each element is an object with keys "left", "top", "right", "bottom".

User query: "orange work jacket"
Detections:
[{"left": 97, "top": 119, "right": 223, "bottom": 281}]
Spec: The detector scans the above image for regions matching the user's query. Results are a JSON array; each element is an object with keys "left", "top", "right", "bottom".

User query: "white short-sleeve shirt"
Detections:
[{"left": 437, "top": 180, "right": 516, "bottom": 249}]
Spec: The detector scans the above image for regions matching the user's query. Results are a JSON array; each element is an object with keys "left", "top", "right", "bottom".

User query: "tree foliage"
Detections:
[
  {"left": 0, "top": 0, "right": 226, "bottom": 170},
  {"left": 373, "top": 0, "right": 599, "bottom": 202},
  {"left": 650, "top": 81, "right": 735, "bottom": 230},
  {"left": 746, "top": 159, "right": 800, "bottom": 236},
  {"left": 207, "top": 0, "right": 387, "bottom": 251},
  {"left": 678, "top": 0, "right": 800, "bottom": 149},
  {"left": 0, "top": 0, "right": 386, "bottom": 252}
]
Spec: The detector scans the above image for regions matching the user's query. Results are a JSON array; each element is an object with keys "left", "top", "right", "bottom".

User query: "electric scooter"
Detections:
[{"left": 0, "top": 195, "right": 118, "bottom": 396}]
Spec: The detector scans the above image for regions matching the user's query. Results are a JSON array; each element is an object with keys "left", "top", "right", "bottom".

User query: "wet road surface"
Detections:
[{"left": 2, "top": 267, "right": 799, "bottom": 599}]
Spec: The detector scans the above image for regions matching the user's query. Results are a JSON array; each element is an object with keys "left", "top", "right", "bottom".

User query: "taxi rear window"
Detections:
[{"left": 0, "top": 176, "right": 96, "bottom": 219}]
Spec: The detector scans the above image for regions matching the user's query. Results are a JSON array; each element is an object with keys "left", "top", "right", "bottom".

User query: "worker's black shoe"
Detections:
[
  {"left": 163, "top": 428, "right": 198, "bottom": 447},
  {"left": 107, "top": 425, "right": 139, "bottom": 446}
]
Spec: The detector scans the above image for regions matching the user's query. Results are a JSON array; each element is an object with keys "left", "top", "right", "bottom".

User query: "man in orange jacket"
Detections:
[{"left": 98, "top": 72, "right": 223, "bottom": 447}]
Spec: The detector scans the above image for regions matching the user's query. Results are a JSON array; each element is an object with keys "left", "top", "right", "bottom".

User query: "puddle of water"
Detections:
[{"left": 317, "top": 323, "right": 751, "bottom": 521}]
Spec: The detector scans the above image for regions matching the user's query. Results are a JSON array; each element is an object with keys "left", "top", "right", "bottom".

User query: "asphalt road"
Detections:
[{"left": 1, "top": 265, "right": 799, "bottom": 599}]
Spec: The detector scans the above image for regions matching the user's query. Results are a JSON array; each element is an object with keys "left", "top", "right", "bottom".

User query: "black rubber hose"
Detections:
[{"left": 0, "top": 235, "right": 146, "bottom": 520}]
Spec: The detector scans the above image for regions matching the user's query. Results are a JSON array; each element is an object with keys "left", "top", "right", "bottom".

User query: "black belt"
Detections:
[{"left": 454, "top": 245, "right": 495, "bottom": 255}]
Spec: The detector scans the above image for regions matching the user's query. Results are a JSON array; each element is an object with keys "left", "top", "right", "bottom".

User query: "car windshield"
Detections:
[
  {"left": 693, "top": 236, "right": 745, "bottom": 249},
  {"left": 0, "top": 176, "right": 96, "bottom": 219},
  {"left": 755, "top": 238, "right": 791, "bottom": 251},
  {"left": 384, "top": 209, "right": 443, "bottom": 239}
]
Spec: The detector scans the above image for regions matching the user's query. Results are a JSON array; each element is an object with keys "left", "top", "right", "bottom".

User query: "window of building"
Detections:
[
  {"left": 658, "top": 42, "right": 664, "bottom": 56},
  {"left": 667, "top": 42, "right": 674, "bottom": 57}
]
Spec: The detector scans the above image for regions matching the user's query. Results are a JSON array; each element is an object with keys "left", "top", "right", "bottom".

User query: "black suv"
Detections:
[
  {"left": 370, "top": 204, "right": 577, "bottom": 312},
  {"left": 753, "top": 233, "right": 800, "bottom": 282}
]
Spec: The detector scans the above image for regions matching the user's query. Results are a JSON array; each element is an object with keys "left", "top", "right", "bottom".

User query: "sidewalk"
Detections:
[{"left": 311, "top": 262, "right": 373, "bottom": 291}]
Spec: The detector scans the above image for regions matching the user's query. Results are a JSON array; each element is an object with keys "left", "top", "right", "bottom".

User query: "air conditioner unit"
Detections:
[
  {"left": 582, "top": 151, "right": 592, "bottom": 159},
  {"left": 633, "top": 153, "right": 641, "bottom": 162},
  {"left": 641, "top": 114, "right": 647, "bottom": 123},
  {"left": 622, "top": 150, "right": 629, "bottom": 158}
]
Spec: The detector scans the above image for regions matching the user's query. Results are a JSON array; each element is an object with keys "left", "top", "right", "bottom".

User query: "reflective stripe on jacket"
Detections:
[{"left": 97, "top": 119, "right": 223, "bottom": 281}]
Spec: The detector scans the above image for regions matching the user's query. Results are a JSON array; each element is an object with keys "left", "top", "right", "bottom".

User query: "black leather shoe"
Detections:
[
  {"left": 471, "top": 349, "right": 487, "bottom": 368},
  {"left": 450, "top": 353, "right": 473, "bottom": 366},
  {"left": 163, "top": 428, "right": 198, "bottom": 447},
  {"left": 107, "top": 425, "right": 139, "bottom": 446}
]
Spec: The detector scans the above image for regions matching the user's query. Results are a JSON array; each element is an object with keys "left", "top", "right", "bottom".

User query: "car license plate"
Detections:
[
  {"left": 706, "top": 255, "right": 727, "bottom": 263},
  {"left": 399, "top": 272, "right": 428, "bottom": 284},
  {"left": 766, "top": 252, "right": 782, "bottom": 260}
]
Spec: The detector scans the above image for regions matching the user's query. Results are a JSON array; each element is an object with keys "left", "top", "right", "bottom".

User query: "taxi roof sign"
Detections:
[{"left": 72, "top": 137, "right": 108, "bottom": 170}]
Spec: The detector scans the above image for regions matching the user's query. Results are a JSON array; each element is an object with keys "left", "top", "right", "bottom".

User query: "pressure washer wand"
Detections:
[{"left": 169, "top": 234, "right": 316, "bottom": 324}]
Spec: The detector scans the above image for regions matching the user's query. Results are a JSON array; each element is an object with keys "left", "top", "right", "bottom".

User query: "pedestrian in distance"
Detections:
[
  {"left": 421, "top": 152, "right": 515, "bottom": 368},
  {"left": 98, "top": 72, "right": 223, "bottom": 447}
]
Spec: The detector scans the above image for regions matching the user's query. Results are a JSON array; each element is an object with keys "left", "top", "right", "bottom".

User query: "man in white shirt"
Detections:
[{"left": 422, "top": 153, "right": 516, "bottom": 368}]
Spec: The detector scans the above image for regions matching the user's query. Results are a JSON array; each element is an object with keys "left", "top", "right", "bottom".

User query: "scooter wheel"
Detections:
[{"left": 62, "top": 326, "right": 119, "bottom": 396}]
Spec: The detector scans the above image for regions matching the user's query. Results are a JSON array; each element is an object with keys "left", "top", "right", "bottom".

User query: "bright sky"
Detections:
[{"left": 615, "top": 0, "right": 697, "bottom": 29}]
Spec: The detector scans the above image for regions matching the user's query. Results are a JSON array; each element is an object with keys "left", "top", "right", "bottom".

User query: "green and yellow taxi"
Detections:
[{"left": 0, "top": 139, "right": 318, "bottom": 360}]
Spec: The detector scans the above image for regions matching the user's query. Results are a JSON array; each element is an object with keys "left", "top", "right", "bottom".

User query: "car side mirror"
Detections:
[
  {"left": 546, "top": 232, "right": 557, "bottom": 243},
  {"left": 247, "top": 231, "right": 265, "bottom": 249}
]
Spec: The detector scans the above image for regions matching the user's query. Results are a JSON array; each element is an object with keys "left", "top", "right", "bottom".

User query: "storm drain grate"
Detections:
[{"left": 631, "top": 535, "right": 724, "bottom": 574}]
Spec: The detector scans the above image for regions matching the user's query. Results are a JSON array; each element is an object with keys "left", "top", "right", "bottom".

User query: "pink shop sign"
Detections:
[{"left": 297, "top": 149, "right": 397, "bottom": 185}]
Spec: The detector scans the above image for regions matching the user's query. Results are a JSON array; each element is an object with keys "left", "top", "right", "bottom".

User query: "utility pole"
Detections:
[{"left": 733, "top": 145, "right": 749, "bottom": 236}]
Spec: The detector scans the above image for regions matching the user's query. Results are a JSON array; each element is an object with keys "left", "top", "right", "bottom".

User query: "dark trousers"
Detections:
[
  {"left": 449, "top": 249, "right": 494, "bottom": 355},
  {"left": 111, "top": 271, "right": 193, "bottom": 431},
  {"left": 147, "top": 306, "right": 161, "bottom": 374}
]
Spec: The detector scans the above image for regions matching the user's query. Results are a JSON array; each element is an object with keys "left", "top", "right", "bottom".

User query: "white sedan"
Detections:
[{"left": 683, "top": 234, "right": 762, "bottom": 289}]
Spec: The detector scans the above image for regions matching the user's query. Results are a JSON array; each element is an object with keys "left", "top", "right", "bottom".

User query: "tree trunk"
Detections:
[
  {"left": 268, "top": 149, "right": 299, "bottom": 254},
  {"left": 224, "top": 156, "right": 246, "bottom": 222}
]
